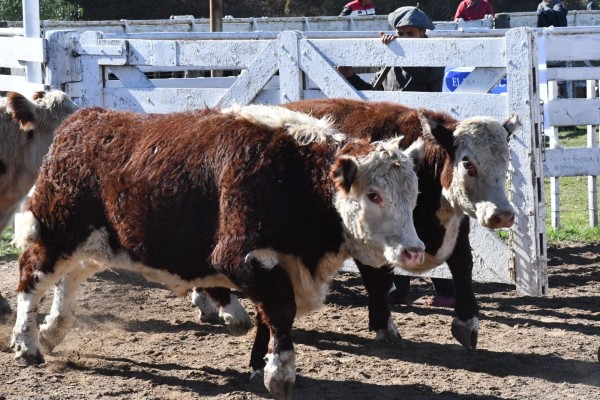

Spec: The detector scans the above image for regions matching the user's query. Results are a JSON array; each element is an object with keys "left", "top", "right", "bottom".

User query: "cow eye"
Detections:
[
  {"left": 462, "top": 157, "right": 477, "bottom": 177},
  {"left": 367, "top": 191, "right": 383, "bottom": 205}
]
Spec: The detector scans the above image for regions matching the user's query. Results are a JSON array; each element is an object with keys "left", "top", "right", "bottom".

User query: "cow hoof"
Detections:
[
  {"left": 373, "top": 316, "right": 405, "bottom": 347},
  {"left": 249, "top": 368, "right": 264, "bottom": 383},
  {"left": 15, "top": 350, "right": 45, "bottom": 367},
  {"left": 198, "top": 310, "right": 221, "bottom": 324},
  {"left": 264, "top": 351, "right": 295, "bottom": 400},
  {"left": 219, "top": 302, "right": 252, "bottom": 334},
  {"left": 451, "top": 317, "right": 479, "bottom": 351}
]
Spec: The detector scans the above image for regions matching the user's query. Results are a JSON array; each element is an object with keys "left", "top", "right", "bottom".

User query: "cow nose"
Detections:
[
  {"left": 401, "top": 247, "right": 425, "bottom": 268},
  {"left": 490, "top": 211, "right": 515, "bottom": 229}
]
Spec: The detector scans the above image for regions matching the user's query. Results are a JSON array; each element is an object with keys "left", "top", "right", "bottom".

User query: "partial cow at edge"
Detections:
[
  {"left": 194, "top": 98, "right": 519, "bottom": 352},
  {"left": 11, "top": 104, "right": 428, "bottom": 400},
  {"left": 0, "top": 90, "right": 78, "bottom": 317},
  {"left": 0, "top": 90, "right": 78, "bottom": 233}
]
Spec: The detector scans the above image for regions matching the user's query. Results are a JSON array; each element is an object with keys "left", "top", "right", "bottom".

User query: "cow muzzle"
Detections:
[
  {"left": 488, "top": 211, "right": 515, "bottom": 229},
  {"left": 384, "top": 243, "right": 425, "bottom": 269},
  {"left": 477, "top": 201, "right": 515, "bottom": 229}
]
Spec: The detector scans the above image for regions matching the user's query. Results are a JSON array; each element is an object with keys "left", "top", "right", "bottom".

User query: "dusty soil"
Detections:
[{"left": 0, "top": 244, "right": 599, "bottom": 400}]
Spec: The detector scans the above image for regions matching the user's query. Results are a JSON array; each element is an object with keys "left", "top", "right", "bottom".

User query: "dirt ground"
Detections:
[{"left": 0, "top": 243, "right": 598, "bottom": 400}]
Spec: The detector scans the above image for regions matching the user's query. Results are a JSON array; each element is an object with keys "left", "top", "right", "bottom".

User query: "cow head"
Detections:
[
  {"left": 7, "top": 90, "right": 79, "bottom": 134},
  {"left": 422, "top": 113, "right": 519, "bottom": 229},
  {"left": 331, "top": 137, "right": 425, "bottom": 268}
]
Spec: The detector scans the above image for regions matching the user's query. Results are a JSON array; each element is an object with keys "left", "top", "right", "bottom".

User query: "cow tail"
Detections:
[{"left": 12, "top": 210, "right": 41, "bottom": 249}]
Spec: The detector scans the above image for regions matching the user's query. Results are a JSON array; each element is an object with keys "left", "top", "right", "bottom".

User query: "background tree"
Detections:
[
  {"left": 0, "top": 0, "right": 590, "bottom": 22},
  {"left": 0, "top": 0, "right": 82, "bottom": 21}
]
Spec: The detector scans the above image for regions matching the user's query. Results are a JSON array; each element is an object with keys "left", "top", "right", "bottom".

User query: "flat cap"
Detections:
[{"left": 387, "top": 6, "right": 435, "bottom": 30}]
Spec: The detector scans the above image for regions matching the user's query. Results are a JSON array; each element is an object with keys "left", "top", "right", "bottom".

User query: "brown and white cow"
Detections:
[
  {"left": 194, "top": 98, "right": 519, "bottom": 351},
  {"left": 0, "top": 90, "right": 78, "bottom": 233},
  {"left": 11, "top": 104, "right": 427, "bottom": 399},
  {"left": 0, "top": 91, "right": 78, "bottom": 316}
]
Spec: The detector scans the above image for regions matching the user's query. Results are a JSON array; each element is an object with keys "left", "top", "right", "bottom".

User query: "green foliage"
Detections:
[
  {"left": 0, "top": 226, "right": 20, "bottom": 258},
  {"left": 544, "top": 126, "right": 600, "bottom": 244},
  {"left": 0, "top": 0, "right": 83, "bottom": 21}
]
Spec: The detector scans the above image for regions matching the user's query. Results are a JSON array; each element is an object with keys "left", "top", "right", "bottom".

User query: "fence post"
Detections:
[
  {"left": 22, "top": 0, "right": 43, "bottom": 86},
  {"left": 505, "top": 27, "right": 548, "bottom": 296},
  {"left": 587, "top": 79, "right": 599, "bottom": 227},
  {"left": 278, "top": 31, "right": 303, "bottom": 103}
]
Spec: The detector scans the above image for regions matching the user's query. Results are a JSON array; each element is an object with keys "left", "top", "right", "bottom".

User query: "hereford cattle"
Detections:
[
  {"left": 0, "top": 90, "right": 78, "bottom": 316},
  {"left": 11, "top": 104, "right": 428, "bottom": 400},
  {"left": 0, "top": 90, "right": 78, "bottom": 233},
  {"left": 193, "top": 98, "right": 519, "bottom": 352}
]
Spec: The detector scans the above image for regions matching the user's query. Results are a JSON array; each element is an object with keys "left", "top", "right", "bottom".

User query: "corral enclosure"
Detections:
[
  {"left": 0, "top": 6, "right": 599, "bottom": 400},
  {"left": 0, "top": 14, "right": 548, "bottom": 296}
]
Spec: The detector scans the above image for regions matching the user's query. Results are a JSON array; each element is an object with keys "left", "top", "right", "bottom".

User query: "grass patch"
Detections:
[
  {"left": 0, "top": 225, "right": 20, "bottom": 257},
  {"left": 544, "top": 126, "right": 600, "bottom": 244}
]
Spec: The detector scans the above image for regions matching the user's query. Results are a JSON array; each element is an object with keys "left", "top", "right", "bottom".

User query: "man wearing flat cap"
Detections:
[
  {"left": 338, "top": 5, "right": 454, "bottom": 306},
  {"left": 338, "top": 5, "right": 445, "bottom": 92}
]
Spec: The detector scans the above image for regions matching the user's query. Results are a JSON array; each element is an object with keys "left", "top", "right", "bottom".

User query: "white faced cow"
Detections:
[
  {"left": 0, "top": 91, "right": 78, "bottom": 316},
  {"left": 193, "top": 98, "right": 519, "bottom": 352},
  {"left": 11, "top": 104, "right": 427, "bottom": 400}
]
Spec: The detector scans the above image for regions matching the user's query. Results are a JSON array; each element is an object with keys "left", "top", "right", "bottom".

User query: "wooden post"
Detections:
[
  {"left": 22, "top": 0, "right": 43, "bottom": 85},
  {"left": 587, "top": 79, "right": 598, "bottom": 227},
  {"left": 210, "top": 0, "right": 223, "bottom": 78},
  {"left": 505, "top": 28, "right": 548, "bottom": 296}
]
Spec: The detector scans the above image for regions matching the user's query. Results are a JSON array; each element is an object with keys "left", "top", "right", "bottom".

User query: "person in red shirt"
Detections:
[
  {"left": 454, "top": 0, "right": 495, "bottom": 21},
  {"left": 339, "top": 0, "right": 375, "bottom": 17}
]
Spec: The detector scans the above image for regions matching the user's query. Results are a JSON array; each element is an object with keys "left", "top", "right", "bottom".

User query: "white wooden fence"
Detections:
[
  {"left": 539, "top": 27, "right": 600, "bottom": 229},
  {"left": 0, "top": 21, "right": 550, "bottom": 296}
]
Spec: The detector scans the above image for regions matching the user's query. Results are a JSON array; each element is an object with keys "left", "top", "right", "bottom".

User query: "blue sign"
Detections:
[{"left": 443, "top": 67, "right": 507, "bottom": 94}]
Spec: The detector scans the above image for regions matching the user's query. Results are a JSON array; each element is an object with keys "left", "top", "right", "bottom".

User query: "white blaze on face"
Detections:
[
  {"left": 443, "top": 117, "right": 515, "bottom": 229},
  {"left": 335, "top": 138, "right": 424, "bottom": 268}
]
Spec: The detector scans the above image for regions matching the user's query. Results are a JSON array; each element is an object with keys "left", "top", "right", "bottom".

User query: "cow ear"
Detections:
[
  {"left": 402, "top": 137, "right": 425, "bottom": 170},
  {"left": 6, "top": 92, "right": 38, "bottom": 130},
  {"left": 418, "top": 111, "right": 454, "bottom": 153},
  {"left": 331, "top": 156, "right": 358, "bottom": 193},
  {"left": 503, "top": 113, "right": 520, "bottom": 142}
]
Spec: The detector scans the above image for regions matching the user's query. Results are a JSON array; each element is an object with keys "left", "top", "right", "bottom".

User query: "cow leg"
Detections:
[
  {"left": 447, "top": 217, "right": 479, "bottom": 350},
  {"left": 207, "top": 288, "right": 252, "bottom": 332},
  {"left": 249, "top": 306, "right": 270, "bottom": 378},
  {"left": 38, "top": 262, "right": 97, "bottom": 352},
  {"left": 241, "top": 262, "right": 296, "bottom": 400},
  {"left": 11, "top": 244, "right": 61, "bottom": 366},
  {"left": 191, "top": 288, "right": 220, "bottom": 323},
  {"left": 357, "top": 260, "right": 403, "bottom": 343},
  {"left": 191, "top": 288, "right": 252, "bottom": 332}
]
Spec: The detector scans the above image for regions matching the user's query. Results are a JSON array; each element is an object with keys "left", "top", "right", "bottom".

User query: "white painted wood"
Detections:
[
  {"left": 545, "top": 33, "right": 600, "bottom": 62},
  {"left": 45, "top": 31, "right": 83, "bottom": 90},
  {"left": 546, "top": 80, "right": 561, "bottom": 230},
  {"left": 216, "top": 40, "right": 279, "bottom": 107},
  {"left": 587, "top": 80, "right": 598, "bottom": 227},
  {"left": 278, "top": 31, "right": 303, "bottom": 103},
  {"left": 0, "top": 74, "right": 44, "bottom": 95},
  {"left": 0, "top": 37, "right": 45, "bottom": 67},
  {"left": 547, "top": 98, "right": 600, "bottom": 126},
  {"left": 124, "top": 39, "right": 270, "bottom": 68},
  {"left": 298, "top": 38, "right": 362, "bottom": 100},
  {"left": 109, "top": 66, "right": 154, "bottom": 88},
  {"left": 454, "top": 67, "right": 505, "bottom": 94},
  {"left": 546, "top": 67, "right": 600, "bottom": 81},
  {"left": 310, "top": 37, "right": 507, "bottom": 68},
  {"left": 505, "top": 28, "right": 547, "bottom": 296},
  {"left": 22, "top": 0, "right": 42, "bottom": 85},
  {"left": 544, "top": 148, "right": 600, "bottom": 177},
  {"left": 360, "top": 91, "right": 508, "bottom": 121}
]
